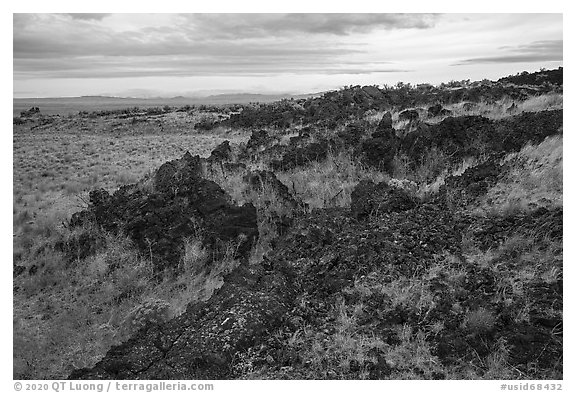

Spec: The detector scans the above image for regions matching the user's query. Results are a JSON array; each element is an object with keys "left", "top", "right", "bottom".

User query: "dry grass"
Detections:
[
  {"left": 276, "top": 151, "right": 389, "bottom": 209},
  {"left": 430, "top": 93, "right": 563, "bottom": 122},
  {"left": 13, "top": 127, "right": 247, "bottom": 253},
  {"left": 392, "top": 150, "right": 480, "bottom": 200},
  {"left": 12, "top": 117, "right": 249, "bottom": 379},
  {"left": 462, "top": 230, "right": 562, "bottom": 338},
  {"left": 476, "top": 135, "right": 562, "bottom": 214},
  {"left": 364, "top": 93, "right": 562, "bottom": 128},
  {"left": 13, "top": 226, "right": 240, "bottom": 379}
]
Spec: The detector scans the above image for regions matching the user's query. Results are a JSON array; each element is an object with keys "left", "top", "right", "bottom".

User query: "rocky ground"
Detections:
[{"left": 14, "top": 68, "right": 563, "bottom": 380}]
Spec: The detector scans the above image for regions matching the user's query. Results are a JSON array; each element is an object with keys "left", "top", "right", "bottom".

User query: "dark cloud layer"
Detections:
[
  {"left": 13, "top": 13, "right": 432, "bottom": 79},
  {"left": 184, "top": 13, "right": 439, "bottom": 38},
  {"left": 455, "top": 40, "right": 562, "bottom": 65},
  {"left": 64, "top": 13, "right": 111, "bottom": 21}
]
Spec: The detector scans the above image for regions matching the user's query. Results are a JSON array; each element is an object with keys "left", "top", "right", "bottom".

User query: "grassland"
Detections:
[{"left": 13, "top": 112, "right": 249, "bottom": 378}]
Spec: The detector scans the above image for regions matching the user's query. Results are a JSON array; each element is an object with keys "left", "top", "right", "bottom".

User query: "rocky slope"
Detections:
[{"left": 67, "top": 102, "right": 562, "bottom": 379}]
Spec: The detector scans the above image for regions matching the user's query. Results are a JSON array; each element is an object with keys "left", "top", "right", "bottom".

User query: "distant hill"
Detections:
[{"left": 13, "top": 93, "right": 320, "bottom": 117}]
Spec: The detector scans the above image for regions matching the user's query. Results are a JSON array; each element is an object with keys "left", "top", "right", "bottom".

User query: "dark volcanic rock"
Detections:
[
  {"left": 361, "top": 131, "right": 399, "bottom": 173},
  {"left": 442, "top": 159, "right": 504, "bottom": 207},
  {"left": 462, "top": 206, "right": 562, "bottom": 252},
  {"left": 376, "top": 112, "right": 393, "bottom": 131},
  {"left": 336, "top": 123, "right": 364, "bottom": 147},
  {"left": 495, "top": 110, "right": 562, "bottom": 152},
  {"left": 401, "top": 115, "right": 495, "bottom": 162},
  {"left": 427, "top": 104, "right": 444, "bottom": 117},
  {"left": 13, "top": 265, "right": 26, "bottom": 278},
  {"left": 270, "top": 139, "right": 329, "bottom": 171},
  {"left": 63, "top": 77, "right": 563, "bottom": 381},
  {"left": 351, "top": 180, "right": 416, "bottom": 219},
  {"left": 20, "top": 106, "right": 40, "bottom": 118},
  {"left": 245, "top": 130, "right": 271, "bottom": 153},
  {"left": 208, "top": 140, "right": 232, "bottom": 162},
  {"left": 398, "top": 109, "right": 419, "bottom": 122},
  {"left": 70, "top": 263, "right": 295, "bottom": 379},
  {"left": 154, "top": 152, "right": 203, "bottom": 194},
  {"left": 70, "top": 152, "right": 258, "bottom": 271},
  {"left": 427, "top": 104, "right": 452, "bottom": 118},
  {"left": 433, "top": 207, "right": 563, "bottom": 375},
  {"left": 400, "top": 110, "right": 562, "bottom": 164},
  {"left": 274, "top": 204, "right": 463, "bottom": 300},
  {"left": 289, "top": 131, "right": 311, "bottom": 148},
  {"left": 69, "top": 197, "right": 563, "bottom": 379},
  {"left": 361, "top": 85, "right": 384, "bottom": 100},
  {"left": 69, "top": 201, "right": 463, "bottom": 380}
]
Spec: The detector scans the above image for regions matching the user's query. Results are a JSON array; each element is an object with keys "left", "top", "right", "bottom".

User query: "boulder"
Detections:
[
  {"left": 350, "top": 180, "right": 416, "bottom": 220},
  {"left": 154, "top": 152, "right": 203, "bottom": 194},
  {"left": 398, "top": 109, "right": 419, "bottom": 122},
  {"left": 208, "top": 140, "right": 232, "bottom": 162},
  {"left": 376, "top": 112, "right": 393, "bottom": 131},
  {"left": 270, "top": 140, "right": 329, "bottom": 171},
  {"left": 428, "top": 104, "right": 444, "bottom": 117},
  {"left": 246, "top": 130, "right": 271, "bottom": 152},
  {"left": 428, "top": 104, "right": 452, "bottom": 117},
  {"left": 360, "top": 131, "right": 399, "bottom": 173},
  {"left": 361, "top": 85, "right": 384, "bottom": 100}
]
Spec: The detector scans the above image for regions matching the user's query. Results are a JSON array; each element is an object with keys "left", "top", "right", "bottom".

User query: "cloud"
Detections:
[
  {"left": 14, "top": 13, "right": 438, "bottom": 59},
  {"left": 14, "top": 13, "right": 416, "bottom": 79},
  {"left": 14, "top": 14, "right": 364, "bottom": 60},
  {"left": 182, "top": 13, "right": 439, "bottom": 38},
  {"left": 14, "top": 55, "right": 408, "bottom": 79},
  {"left": 64, "top": 13, "right": 111, "bottom": 21},
  {"left": 454, "top": 40, "right": 562, "bottom": 65}
]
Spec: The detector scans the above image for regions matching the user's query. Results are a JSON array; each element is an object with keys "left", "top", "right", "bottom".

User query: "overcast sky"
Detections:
[{"left": 13, "top": 13, "right": 563, "bottom": 98}]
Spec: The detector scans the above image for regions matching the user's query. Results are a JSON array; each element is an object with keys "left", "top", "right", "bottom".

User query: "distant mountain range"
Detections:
[{"left": 13, "top": 92, "right": 322, "bottom": 116}]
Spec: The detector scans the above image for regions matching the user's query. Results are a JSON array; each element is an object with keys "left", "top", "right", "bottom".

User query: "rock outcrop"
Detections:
[{"left": 69, "top": 152, "right": 258, "bottom": 271}]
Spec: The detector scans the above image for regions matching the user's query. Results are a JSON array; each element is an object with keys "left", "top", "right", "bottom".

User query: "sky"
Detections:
[{"left": 13, "top": 13, "right": 563, "bottom": 98}]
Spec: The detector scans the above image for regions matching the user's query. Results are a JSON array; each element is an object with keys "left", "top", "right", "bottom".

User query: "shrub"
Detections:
[
  {"left": 463, "top": 308, "right": 496, "bottom": 335},
  {"left": 119, "top": 298, "right": 172, "bottom": 337},
  {"left": 276, "top": 151, "right": 388, "bottom": 209},
  {"left": 180, "top": 236, "right": 208, "bottom": 274}
]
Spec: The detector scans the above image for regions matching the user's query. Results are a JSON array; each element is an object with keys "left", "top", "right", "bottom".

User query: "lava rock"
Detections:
[
  {"left": 360, "top": 130, "right": 399, "bottom": 173},
  {"left": 398, "top": 109, "right": 419, "bottom": 122},
  {"left": 351, "top": 180, "right": 416, "bottom": 219},
  {"left": 68, "top": 151, "right": 258, "bottom": 271},
  {"left": 208, "top": 140, "right": 232, "bottom": 162},
  {"left": 245, "top": 130, "right": 271, "bottom": 153},
  {"left": 270, "top": 139, "right": 329, "bottom": 171},
  {"left": 376, "top": 111, "right": 393, "bottom": 131},
  {"left": 69, "top": 264, "right": 295, "bottom": 379},
  {"left": 427, "top": 104, "right": 445, "bottom": 117}
]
